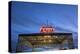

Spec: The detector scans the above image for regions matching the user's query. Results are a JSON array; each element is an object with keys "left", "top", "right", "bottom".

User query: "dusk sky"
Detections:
[{"left": 11, "top": 1, "right": 78, "bottom": 52}]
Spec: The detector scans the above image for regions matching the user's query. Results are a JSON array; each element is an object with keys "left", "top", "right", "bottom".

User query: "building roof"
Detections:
[{"left": 19, "top": 33, "right": 72, "bottom": 36}]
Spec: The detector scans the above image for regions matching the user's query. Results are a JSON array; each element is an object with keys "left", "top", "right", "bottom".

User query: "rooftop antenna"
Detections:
[{"left": 46, "top": 19, "right": 48, "bottom": 26}]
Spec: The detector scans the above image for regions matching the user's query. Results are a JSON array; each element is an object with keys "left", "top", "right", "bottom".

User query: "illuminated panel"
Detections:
[{"left": 40, "top": 25, "right": 55, "bottom": 33}]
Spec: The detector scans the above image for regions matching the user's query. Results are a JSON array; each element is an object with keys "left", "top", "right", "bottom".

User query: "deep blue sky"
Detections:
[{"left": 11, "top": 1, "right": 78, "bottom": 52}]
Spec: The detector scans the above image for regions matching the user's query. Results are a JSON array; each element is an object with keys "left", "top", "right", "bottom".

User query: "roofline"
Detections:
[{"left": 19, "top": 33, "right": 72, "bottom": 36}]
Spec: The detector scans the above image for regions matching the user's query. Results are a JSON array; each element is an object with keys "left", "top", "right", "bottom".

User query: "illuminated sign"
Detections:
[{"left": 40, "top": 25, "right": 55, "bottom": 33}]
